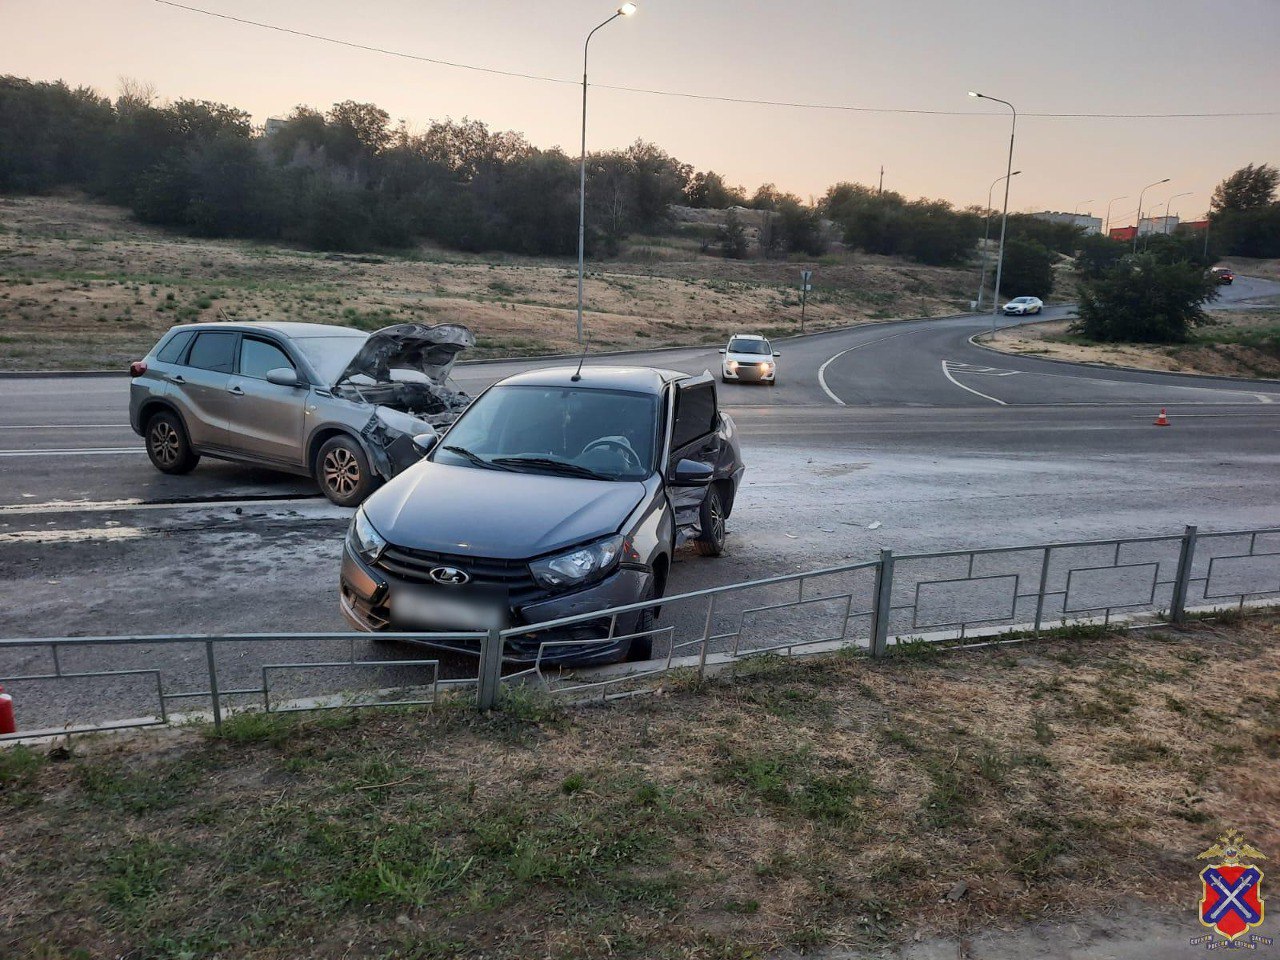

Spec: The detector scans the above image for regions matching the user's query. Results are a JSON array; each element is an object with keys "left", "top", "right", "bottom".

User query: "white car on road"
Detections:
[
  {"left": 719, "top": 334, "right": 780, "bottom": 385},
  {"left": 1002, "top": 296, "right": 1044, "bottom": 316}
]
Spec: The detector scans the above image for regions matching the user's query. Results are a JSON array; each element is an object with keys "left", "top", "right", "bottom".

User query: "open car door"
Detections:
[{"left": 667, "top": 373, "right": 722, "bottom": 540}]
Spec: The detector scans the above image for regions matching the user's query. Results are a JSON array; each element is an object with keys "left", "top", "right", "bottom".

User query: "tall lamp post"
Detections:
[
  {"left": 969, "top": 91, "right": 1016, "bottom": 321},
  {"left": 1104, "top": 195, "right": 1127, "bottom": 236},
  {"left": 1133, "top": 177, "right": 1170, "bottom": 252},
  {"left": 1162, "top": 191, "right": 1192, "bottom": 234},
  {"left": 1073, "top": 199, "right": 1093, "bottom": 216},
  {"left": 977, "top": 170, "right": 1020, "bottom": 310},
  {"left": 576, "top": 3, "right": 636, "bottom": 344}
]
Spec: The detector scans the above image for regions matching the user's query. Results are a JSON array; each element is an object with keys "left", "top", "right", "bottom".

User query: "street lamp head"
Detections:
[
  {"left": 618, "top": 2, "right": 637, "bottom": 15},
  {"left": 968, "top": 91, "right": 981, "bottom": 99},
  {"left": 1011, "top": 170, "right": 1021, "bottom": 176}
]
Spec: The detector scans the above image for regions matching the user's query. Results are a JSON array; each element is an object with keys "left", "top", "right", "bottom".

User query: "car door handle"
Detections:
[
  {"left": 165, "top": 374, "right": 186, "bottom": 385},
  {"left": 227, "top": 385, "right": 245, "bottom": 396}
]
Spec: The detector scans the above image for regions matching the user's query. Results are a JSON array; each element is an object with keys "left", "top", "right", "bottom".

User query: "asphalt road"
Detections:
[{"left": 3, "top": 275, "right": 1279, "bottom": 728}]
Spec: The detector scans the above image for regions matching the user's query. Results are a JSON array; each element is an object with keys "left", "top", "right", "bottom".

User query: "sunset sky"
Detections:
[{"left": 4, "top": 0, "right": 1278, "bottom": 225}]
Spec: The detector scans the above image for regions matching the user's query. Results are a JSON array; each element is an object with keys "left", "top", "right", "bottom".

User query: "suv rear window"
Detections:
[
  {"left": 156, "top": 330, "right": 195, "bottom": 364},
  {"left": 187, "top": 332, "right": 238, "bottom": 374}
]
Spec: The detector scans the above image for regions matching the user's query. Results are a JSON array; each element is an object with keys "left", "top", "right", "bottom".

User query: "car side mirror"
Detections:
[
  {"left": 671, "top": 458, "right": 713, "bottom": 486},
  {"left": 717, "top": 349, "right": 726, "bottom": 355},
  {"left": 266, "top": 367, "right": 300, "bottom": 387},
  {"left": 773, "top": 351, "right": 781, "bottom": 357},
  {"left": 412, "top": 433, "right": 438, "bottom": 457}
]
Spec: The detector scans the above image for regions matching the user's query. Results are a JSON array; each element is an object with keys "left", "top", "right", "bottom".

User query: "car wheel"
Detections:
[
  {"left": 626, "top": 582, "right": 658, "bottom": 661},
  {"left": 693, "top": 485, "right": 727, "bottom": 557},
  {"left": 145, "top": 411, "right": 200, "bottom": 475},
  {"left": 316, "top": 435, "right": 379, "bottom": 507}
]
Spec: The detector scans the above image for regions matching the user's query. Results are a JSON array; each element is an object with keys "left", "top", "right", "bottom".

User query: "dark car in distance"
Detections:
[
  {"left": 1211, "top": 268, "right": 1235, "bottom": 285},
  {"left": 339, "top": 366, "right": 745, "bottom": 664}
]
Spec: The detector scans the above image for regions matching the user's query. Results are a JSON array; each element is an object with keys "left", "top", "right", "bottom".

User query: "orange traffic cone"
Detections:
[
  {"left": 0, "top": 685, "right": 14, "bottom": 735},
  {"left": 1154, "top": 408, "right": 1170, "bottom": 427}
]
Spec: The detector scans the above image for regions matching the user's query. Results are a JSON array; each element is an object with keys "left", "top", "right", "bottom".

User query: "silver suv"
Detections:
[{"left": 128, "top": 321, "right": 474, "bottom": 505}]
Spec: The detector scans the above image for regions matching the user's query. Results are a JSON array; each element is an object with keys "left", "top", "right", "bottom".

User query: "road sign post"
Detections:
[{"left": 799, "top": 270, "right": 812, "bottom": 334}]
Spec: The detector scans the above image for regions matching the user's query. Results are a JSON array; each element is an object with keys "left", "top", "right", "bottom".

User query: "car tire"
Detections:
[
  {"left": 693, "top": 485, "right": 727, "bottom": 557},
  {"left": 316, "top": 435, "right": 379, "bottom": 507},
  {"left": 626, "top": 582, "right": 658, "bottom": 661},
  {"left": 145, "top": 411, "right": 200, "bottom": 475}
]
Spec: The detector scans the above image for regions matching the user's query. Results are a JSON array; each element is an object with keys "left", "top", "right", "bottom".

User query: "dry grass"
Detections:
[
  {"left": 0, "top": 195, "right": 978, "bottom": 371},
  {"left": 2, "top": 613, "right": 1277, "bottom": 959},
  {"left": 989, "top": 307, "right": 1280, "bottom": 379}
]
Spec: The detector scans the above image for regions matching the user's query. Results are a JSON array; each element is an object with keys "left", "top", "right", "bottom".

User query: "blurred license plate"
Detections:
[{"left": 392, "top": 585, "right": 508, "bottom": 631}]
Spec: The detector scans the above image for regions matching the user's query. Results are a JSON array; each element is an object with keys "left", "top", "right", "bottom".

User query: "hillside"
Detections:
[{"left": 0, "top": 195, "right": 978, "bottom": 370}]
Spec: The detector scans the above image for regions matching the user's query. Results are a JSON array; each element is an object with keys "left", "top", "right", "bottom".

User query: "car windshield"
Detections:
[
  {"left": 728, "top": 338, "right": 770, "bottom": 354},
  {"left": 433, "top": 385, "right": 659, "bottom": 481},
  {"left": 292, "top": 334, "right": 369, "bottom": 384},
  {"left": 1011, "top": 298, "right": 1030, "bottom": 304}
]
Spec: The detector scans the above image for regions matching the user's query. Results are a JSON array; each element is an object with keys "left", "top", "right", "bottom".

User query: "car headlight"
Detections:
[
  {"left": 725, "top": 360, "right": 738, "bottom": 371},
  {"left": 349, "top": 506, "right": 387, "bottom": 562},
  {"left": 529, "top": 535, "right": 624, "bottom": 589}
]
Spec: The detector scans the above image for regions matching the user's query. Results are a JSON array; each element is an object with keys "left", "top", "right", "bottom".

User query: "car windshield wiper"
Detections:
[
  {"left": 441, "top": 445, "right": 511, "bottom": 471},
  {"left": 491, "top": 455, "right": 611, "bottom": 480}
]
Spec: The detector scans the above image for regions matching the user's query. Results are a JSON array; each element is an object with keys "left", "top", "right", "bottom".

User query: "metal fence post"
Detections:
[
  {"left": 1033, "top": 546, "right": 1051, "bottom": 633},
  {"left": 870, "top": 549, "right": 895, "bottom": 658},
  {"left": 476, "top": 628, "right": 503, "bottom": 711},
  {"left": 697, "top": 594, "right": 717, "bottom": 680},
  {"left": 1171, "top": 525, "right": 1198, "bottom": 623},
  {"left": 205, "top": 640, "right": 222, "bottom": 734}
]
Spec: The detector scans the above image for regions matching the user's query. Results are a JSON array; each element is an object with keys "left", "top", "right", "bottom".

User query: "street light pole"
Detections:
[
  {"left": 1104, "top": 195, "right": 1127, "bottom": 236},
  {"left": 977, "top": 170, "right": 1020, "bottom": 311},
  {"left": 1073, "top": 199, "right": 1093, "bottom": 216},
  {"left": 1133, "top": 177, "right": 1170, "bottom": 253},
  {"left": 576, "top": 3, "right": 636, "bottom": 345},
  {"left": 1163, "top": 191, "right": 1192, "bottom": 234},
  {"left": 970, "top": 92, "right": 1016, "bottom": 325}
]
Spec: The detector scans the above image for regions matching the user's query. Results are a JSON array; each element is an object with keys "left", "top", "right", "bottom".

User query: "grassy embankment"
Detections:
[
  {"left": 0, "top": 195, "right": 977, "bottom": 371},
  {"left": 2, "top": 611, "right": 1277, "bottom": 959}
]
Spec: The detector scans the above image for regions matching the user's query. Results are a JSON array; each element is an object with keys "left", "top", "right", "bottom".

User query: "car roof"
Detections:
[
  {"left": 496, "top": 365, "right": 686, "bottom": 394},
  {"left": 728, "top": 333, "right": 767, "bottom": 341},
  {"left": 167, "top": 321, "right": 366, "bottom": 340}
]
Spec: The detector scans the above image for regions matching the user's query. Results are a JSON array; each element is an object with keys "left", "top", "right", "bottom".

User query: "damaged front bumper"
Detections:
[{"left": 338, "top": 543, "right": 653, "bottom": 665}]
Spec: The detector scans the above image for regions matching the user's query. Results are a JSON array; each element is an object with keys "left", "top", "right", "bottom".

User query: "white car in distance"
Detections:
[
  {"left": 719, "top": 334, "right": 780, "bottom": 385},
  {"left": 1001, "top": 296, "right": 1044, "bottom": 316}
]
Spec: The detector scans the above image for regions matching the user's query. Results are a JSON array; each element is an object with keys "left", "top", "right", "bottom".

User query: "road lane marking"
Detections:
[
  {"left": 0, "top": 526, "right": 147, "bottom": 545},
  {"left": 0, "top": 424, "right": 131, "bottom": 430},
  {"left": 941, "top": 361, "right": 1007, "bottom": 405},
  {"left": 0, "top": 448, "right": 144, "bottom": 457},
  {"left": 816, "top": 328, "right": 922, "bottom": 405}
]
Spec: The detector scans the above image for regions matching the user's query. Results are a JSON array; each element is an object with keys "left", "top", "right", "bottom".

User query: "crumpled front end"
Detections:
[{"left": 336, "top": 322, "right": 477, "bottom": 479}]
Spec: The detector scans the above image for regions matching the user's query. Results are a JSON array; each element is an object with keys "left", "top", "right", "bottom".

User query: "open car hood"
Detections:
[{"left": 333, "top": 323, "right": 476, "bottom": 387}]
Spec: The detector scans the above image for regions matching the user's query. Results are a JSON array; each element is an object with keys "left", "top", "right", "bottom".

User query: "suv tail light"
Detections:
[{"left": 129, "top": 360, "right": 148, "bottom": 377}]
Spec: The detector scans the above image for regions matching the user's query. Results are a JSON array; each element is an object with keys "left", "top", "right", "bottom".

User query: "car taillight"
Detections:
[{"left": 129, "top": 360, "right": 148, "bottom": 377}]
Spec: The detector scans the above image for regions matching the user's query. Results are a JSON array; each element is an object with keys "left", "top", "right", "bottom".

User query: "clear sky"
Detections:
[{"left": 3, "top": 0, "right": 1278, "bottom": 225}]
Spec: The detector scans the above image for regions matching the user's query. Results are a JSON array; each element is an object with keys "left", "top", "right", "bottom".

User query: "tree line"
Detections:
[{"left": 1, "top": 76, "right": 1274, "bottom": 274}]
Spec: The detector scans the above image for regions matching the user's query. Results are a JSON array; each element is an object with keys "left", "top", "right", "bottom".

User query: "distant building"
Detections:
[
  {"left": 1031, "top": 211, "right": 1103, "bottom": 234},
  {"left": 1178, "top": 219, "right": 1209, "bottom": 234},
  {"left": 1137, "top": 216, "right": 1178, "bottom": 237},
  {"left": 264, "top": 117, "right": 286, "bottom": 137},
  {"left": 1109, "top": 226, "right": 1137, "bottom": 243}
]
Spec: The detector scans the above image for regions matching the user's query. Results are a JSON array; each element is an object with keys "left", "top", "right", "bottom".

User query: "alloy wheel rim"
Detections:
[
  {"left": 323, "top": 448, "right": 360, "bottom": 496},
  {"left": 149, "top": 422, "right": 180, "bottom": 467},
  {"left": 710, "top": 497, "right": 725, "bottom": 543}
]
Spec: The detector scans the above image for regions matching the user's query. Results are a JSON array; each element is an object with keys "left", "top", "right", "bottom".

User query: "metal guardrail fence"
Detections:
[{"left": 1, "top": 524, "right": 1277, "bottom": 740}]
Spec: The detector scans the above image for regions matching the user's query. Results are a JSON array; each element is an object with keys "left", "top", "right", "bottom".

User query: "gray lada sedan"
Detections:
[
  {"left": 128, "top": 321, "right": 474, "bottom": 505},
  {"left": 339, "top": 366, "right": 745, "bottom": 664}
]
